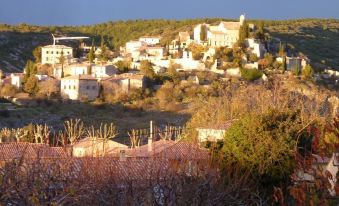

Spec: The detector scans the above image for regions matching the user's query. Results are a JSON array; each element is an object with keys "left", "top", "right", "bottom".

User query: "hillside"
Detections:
[{"left": 0, "top": 18, "right": 338, "bottom": 72}]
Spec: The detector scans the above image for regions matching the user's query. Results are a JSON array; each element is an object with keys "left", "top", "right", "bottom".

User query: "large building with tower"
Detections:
[{"left": 193, "top": 15, "right": 245, "bottom": 47}]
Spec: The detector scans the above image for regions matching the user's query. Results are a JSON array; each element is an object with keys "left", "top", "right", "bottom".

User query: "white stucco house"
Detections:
[
  {"left": 245, "top": 38, "right": 266, "bottom": 58},
  {"left": 60, "top": 74, "right": 99, "bottom": 101},
  {"left": 139, "top": 36, "right": 161, "bottom": 46},
  {"left": 173, "top": 51, "right": 206, "bottom": 71},
  {"left": 10, "top": 73, "right": 24, "bottom": 89},
  {"left": 125, "top": 41, "right": 147, "bottom": 54},
  {"left": 178, "top": 32, "right": 192, "bottom": 49},
  {"left": 146, "top": 47, "right": 165, "bottom": 59},
  {"left": 91, "top": 64, "right": 117, "bottom": 78},
  {"left": 69, "top": 64, "right": 91, "bottom": 76},
  {"left": 196, "top": 121, "right": 233, "bottom": 142},
  {"left": 41, "top": 45, "right": 73, "bottom": 65},
  {"left": 72, "top": 137, "right": 128, "bottom": 157},
  {"left": 101, "top": 73, "right": 145, "bottom": 92}
]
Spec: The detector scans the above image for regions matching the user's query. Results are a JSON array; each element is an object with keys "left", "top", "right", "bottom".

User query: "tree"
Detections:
[
  {"left": 140, "top": 60, "right": 155, "bottom": 80},
  {"left": 37, "top": 64, "right": 53, "bottom": 76},
  {"left": 156, "top": 81, "right": 178, "bottom": 109},
  {"left": 200, "top": 24, "right": 207, "bottom": 42},
  {"left": 278, "top": 43, "right": 286, "bottom": 57},
  {"left": 301, "top": 64, "right": 314, "bottom": 80},
  {"left": 38, "top": 78, "right": 60, "bottom": 99},
  {"left": 240, "top": 68, "right": 263, "bottom": 81},
  {"left": 32, "top": 46, "right": 42, "bottom": 63},
  {"left": 99, "top": 36, "right": 109, "bottom": 62},
  {"left": 294, "top": 61, "right": 300, "bottom": 76},
  {"left": 249, "top": 53, "right": 258, "bottom": 62},
  {"left": 214, "top": 47, "right": 233, "bottom": 62},
  {"left": 238, "top": 21, "right": 249, "bottom": 48},
  {"left": 167, "top": 62, "right": 181, "bottom": 84},
  {"left": 260, "top": 53, "right": 274, "bottom": 69},
  {"left": 24, "top": 76, "right": 38, "bottom": 95},
  {"left": 0, "top": 84, "right": 17, "bottom": 97},
  {"left": 256, "top": 21, "right": 265, "bottom": 40},
  {"left": 222, "top": 110, "right": 299, "bottom": 186},
  {"left": 115, "top": 60, "right": 130, "bottom": 73},
  {"left": 281, "top": 56, "right": 287, "bottom": 73},
  {"left": 88, "top": 46, "right": 95, "bottom": 63},
  {"left": 23, "top": 60, "right": 37, "bottom": 83},
  {"left": 63, "top": 118, "right": 84, "bottom": 145},
  {"left": 58, "top": 50, "right": 66, "bottom": 78},
  {"left": 187, "top": 43, "right": 206, "bottom": 60}
]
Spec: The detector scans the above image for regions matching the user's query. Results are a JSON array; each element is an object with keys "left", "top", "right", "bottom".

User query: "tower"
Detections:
[{"left": 240, "top": 14, "right": 246, "bottom": 26}]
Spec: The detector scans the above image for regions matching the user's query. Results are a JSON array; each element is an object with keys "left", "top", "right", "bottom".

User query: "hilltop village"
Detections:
[
  {"left": 0, "top": 15, "right": 338, "bottom": 204},
  {"left": 1, "top": 15, "right": 337, "bottom": 104}
]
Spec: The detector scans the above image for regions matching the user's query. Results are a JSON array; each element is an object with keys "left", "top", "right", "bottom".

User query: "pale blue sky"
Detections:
[{"left": 0, "top": 0, "right": 338, "bottom": 25}]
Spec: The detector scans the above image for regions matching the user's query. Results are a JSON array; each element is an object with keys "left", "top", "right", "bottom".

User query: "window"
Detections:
[
  {"left": 86, "top": 86, "right": 90, "bottom": 90},
  {"left": 64, "top": 85, "right": 66, "bottom": 89},
  {"left": 67, "top": 52, "right": 70, "bottom": 54},
  {"left": 73, "top": 85, "right": 76, "bottom": 90},
  {"left": 92, "top": 86, "right": 96, "bottom": 90},
  {"left": 56, "top": 51, "right": 59, "bottom": 54},
  {"left": 46, "top": 57, "right": 49, "bottom": 61},
  {"left": 51, "top": 51, "right": 53, "bottom": 54},
  {"left": 46, "top": 51, "right": 49, "bottom": 54},
  {"left": 69, "top": 85, "right": 71, "bottom": 89}
]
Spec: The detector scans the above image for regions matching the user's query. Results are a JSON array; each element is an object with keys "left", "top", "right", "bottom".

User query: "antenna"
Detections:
[{"left": 51, "top": 34, "right": 90, "bottom": 68}]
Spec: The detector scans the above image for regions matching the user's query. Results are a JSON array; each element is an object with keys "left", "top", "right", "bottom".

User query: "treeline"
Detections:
[{"left": 1, "top": 18, "right": 338, "bottom": 50}]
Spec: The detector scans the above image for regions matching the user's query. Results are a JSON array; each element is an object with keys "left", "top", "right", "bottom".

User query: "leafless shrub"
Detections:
[
  {"left": 33, "top": 124, "right": 50, "bottom": 144},
  {"left": 128, "top": 129, "right": 148, "bottom": 148},
  {"left": 63, "top": 118, "right": 84, "bottom": 145}
]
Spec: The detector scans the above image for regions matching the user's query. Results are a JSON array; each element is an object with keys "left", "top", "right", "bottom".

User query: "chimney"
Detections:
[
  {"left": 148, "top": 121, "right": 153, "bottom": 152},
  {"left": 119, "top": 150, "right": 126, "bottom": 161}
]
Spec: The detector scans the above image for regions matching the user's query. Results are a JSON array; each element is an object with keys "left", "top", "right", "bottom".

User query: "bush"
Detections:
[
  {"left": 240, "top": 68, "right": 263, "bottom": 81},
  {"left": 115, "top": 60, "right": 131, "bottom": 73},
  {"left": 222, "top": 110, "right": 299, "bottom": 185},
  {"left": 0, "top": 84, "right": 17, "bottom": 97}
]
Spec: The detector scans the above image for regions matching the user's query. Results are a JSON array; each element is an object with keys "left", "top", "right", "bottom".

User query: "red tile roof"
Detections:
[
  {"left": 62, "top": 74, "right": 97, "bottom": 80},
  {"left": 0, "top": 143, "right": 67, "bottom": 161},
  {"left": 219, "top": 21, "right": 241, "bottom": 30},
  {"left": 127, "top": 140, "right": 209, "bottom": 160},
  {"left": 18, "top": 156, "right": 211, "bottom": 185}
]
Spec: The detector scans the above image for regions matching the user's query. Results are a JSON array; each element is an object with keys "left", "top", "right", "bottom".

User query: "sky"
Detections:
[{"left": 0, "top": 0, "right": 339, "bottom": 26}]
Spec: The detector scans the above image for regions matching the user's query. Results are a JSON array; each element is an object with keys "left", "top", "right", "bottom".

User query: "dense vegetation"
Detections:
[{"left": 0, "top": 18, "right": 338, "bottom": 72}]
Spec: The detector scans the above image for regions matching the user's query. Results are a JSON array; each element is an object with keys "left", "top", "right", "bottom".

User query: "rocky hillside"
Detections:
[{"left": 0, "top": 18, "right": 338, "bottom": 72}]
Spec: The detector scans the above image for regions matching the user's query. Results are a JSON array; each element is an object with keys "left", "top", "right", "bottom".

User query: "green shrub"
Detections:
[{"left": 240, "top": 68, "right": 263, "bottom": 81}]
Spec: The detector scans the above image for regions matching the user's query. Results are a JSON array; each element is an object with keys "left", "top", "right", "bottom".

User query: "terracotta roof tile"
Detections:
[
  {"left": 62, "top": 74, "right": 97, "bottom": 80},
  {"left": 127, "top": 140, "right": 209, "bottom": 160},
  {"left": 0, "top": 143, "right": 67, "bottom": 161}
]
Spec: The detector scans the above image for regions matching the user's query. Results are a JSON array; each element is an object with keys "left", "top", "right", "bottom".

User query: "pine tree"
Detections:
[
  {"left": 256, "top": 21, "right": 265, "bottom": 40},
  {"left": 32, "top": 46, "right": 42, "bottom": 63},
  {"left": 200, "top": 24, "right": 207, "bottom": 42},
  {"left": 238, "top": 21, "right": 249, "bottom": 49},
  {"left": 278, "top": 43, "right": 286, "bottom": 57},
  {"left": 24, "top": 76, "right": 38, "bottom": 95},
  {"left": 58, "top": 49, "right": 66, "bottom": 78},
  {"left": 302, "top": 64, "right": 314, "bottom": 80},
  {"left": 282, "top": 56, "right": 287, "bottom": 73},
  {"left": 88, "top": 46, "right": 95, "bottom": 63},
  {"left": 99, "top": 36, "right": 108, "bottom": 62},
  {"left": 23, "top": 60, "right": 36, "bottom": 83},
  {"left": 294, "top": 60, "right": 300, "bottom": 76}
]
